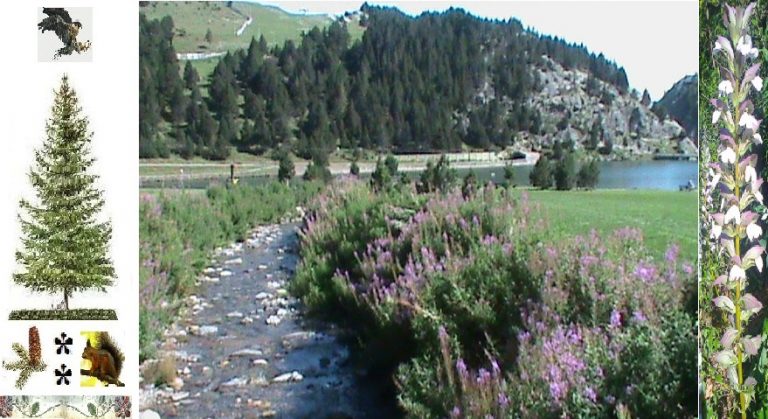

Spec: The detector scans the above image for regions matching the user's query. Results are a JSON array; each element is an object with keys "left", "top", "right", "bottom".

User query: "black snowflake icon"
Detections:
[
  {"left": 55, "top": 332, "right": 73, "bottom": 354},
  {"left": 55, "top": 364, "right": 72, "bottom": 385}
]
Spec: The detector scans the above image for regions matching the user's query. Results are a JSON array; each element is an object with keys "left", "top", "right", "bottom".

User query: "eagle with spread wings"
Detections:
[{"left": 37, "top": 8, "right": 91, "bottom": 59}]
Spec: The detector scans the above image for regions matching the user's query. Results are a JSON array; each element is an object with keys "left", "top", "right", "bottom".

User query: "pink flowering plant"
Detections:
[
  {"left": 293, "top": 180, "right": 696, "bottom": 417},
  {"left": 706, "top": 3, "right": 766, "bottom": 417}
]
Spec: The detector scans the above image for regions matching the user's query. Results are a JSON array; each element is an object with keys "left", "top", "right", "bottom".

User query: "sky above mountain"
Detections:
[{"left": 259, "top": 1, "right": 697, "bottom": 101}]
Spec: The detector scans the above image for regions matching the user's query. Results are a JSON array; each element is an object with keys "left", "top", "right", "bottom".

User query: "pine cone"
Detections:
[{"left": 28, "top": 327, "right": 41, "bottom": 367}]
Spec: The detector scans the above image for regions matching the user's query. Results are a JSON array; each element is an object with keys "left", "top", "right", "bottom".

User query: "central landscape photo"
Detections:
[{"left": 137, "top": 1, "right": 697, "bottom": 417}]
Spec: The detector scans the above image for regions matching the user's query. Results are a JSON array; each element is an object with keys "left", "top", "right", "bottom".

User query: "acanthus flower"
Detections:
[{"left": 707, "top": 4, "right": 765, "bottom": 417}]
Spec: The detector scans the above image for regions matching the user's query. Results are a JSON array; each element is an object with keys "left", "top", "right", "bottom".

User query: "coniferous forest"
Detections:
[{"left": 139, "top": 4, "right": 630, "bottom": 160}]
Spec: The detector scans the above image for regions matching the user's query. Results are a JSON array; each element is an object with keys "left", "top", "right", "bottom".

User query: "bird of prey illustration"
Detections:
[{"left": 37, "top": 8, "right": 91, "bottom": 59}]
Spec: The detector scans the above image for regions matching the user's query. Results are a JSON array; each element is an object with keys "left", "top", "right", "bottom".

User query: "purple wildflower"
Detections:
[
  {"left": 610, "top": 309, "right": 622, "bottom": 328},
  {"left": 456, "top": 358, "right": 468, "bottom": 379}
]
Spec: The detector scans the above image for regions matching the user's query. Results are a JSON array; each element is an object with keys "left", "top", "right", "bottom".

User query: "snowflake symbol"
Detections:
[
  {"left": 55, "top": 364, "right": 72, "bottom": 385},
  {"left": 55, "top": 332, "right": 73, "bottom": 355}
]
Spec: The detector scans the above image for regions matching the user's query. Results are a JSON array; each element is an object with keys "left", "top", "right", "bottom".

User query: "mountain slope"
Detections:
[
  {"left": 139, "top": 3, "right": 695, "bottom": 160},
  {"left": 139, "top": 1, "right": 341, "bottom": 53},
  {"left": 652, "top": 74, "right": 698, "bottom": 142}
]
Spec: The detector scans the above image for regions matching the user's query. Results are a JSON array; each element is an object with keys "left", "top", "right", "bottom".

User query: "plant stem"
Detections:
[{"left": 732, "top": 79, "right": 746, "bottom": 418}]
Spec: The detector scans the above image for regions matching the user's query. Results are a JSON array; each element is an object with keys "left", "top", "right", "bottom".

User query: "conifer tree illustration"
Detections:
[{"left": 14, "top": 75, "right": 115, "bottom": 310}]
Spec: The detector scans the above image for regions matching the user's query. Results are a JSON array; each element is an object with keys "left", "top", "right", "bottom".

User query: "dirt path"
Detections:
[{"left": 140, "top": 224, "right": 398, "bottom": 418}]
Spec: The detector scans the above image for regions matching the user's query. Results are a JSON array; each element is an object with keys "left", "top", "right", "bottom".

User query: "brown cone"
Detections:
[{"left": 28, "top": 327, "right": 41, "bottom": 366}]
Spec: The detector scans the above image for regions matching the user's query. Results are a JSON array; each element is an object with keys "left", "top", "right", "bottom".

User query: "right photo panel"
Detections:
[{"left": 700, "top": 2, "right": 768, "bottom": 418}]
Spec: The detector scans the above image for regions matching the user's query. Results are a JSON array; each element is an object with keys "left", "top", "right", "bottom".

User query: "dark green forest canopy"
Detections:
[{"left": 139, "top": 4, "right": 631, "bottom": 160}]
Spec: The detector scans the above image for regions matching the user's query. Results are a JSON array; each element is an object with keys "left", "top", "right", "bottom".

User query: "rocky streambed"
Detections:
[{"left": 140, "top": 223, "right": 398, "bottom": 418}]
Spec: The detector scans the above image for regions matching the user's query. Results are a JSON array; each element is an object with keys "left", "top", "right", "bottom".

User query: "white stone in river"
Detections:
[
  {"left": 198, "top": 325, "right": 218, "bottom": 336},
  {"left": 219, "top": 270, "right": 233, "bottom": 277},
  {"left": 255, "top": 292, "right": 272, "bottom": 300},
  {"left": 266, "top": 315, "right": 281, "bottom": 326},
  {"left": 221, "top": 377, "right": 249, "bottom": 387},
  {"left": 276, "top": 308, "right": 288, "bottom": 317},
  {"left": 224, "top": 258, "right": 243, "bottom": 265},
  {"left": 227, "top": 311, "right": 244, "bottom": 318},
  {"left": 258, "top": 264, "right": 268, "bottom": 270},
  {"left": 273, "top": 371, "right": 303, "bottom": 383},
  {"left": 171, "top": 391, "right": 189, "bottom": 402},
  {"left": 253, "top": 359, "right": 269, "bottom": 366},
  {"left": 231, "top": 348, "right": 263, "bottom": 357}
]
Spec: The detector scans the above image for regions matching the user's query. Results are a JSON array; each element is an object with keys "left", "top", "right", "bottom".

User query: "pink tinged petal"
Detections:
[
  {"left": 742, "top": 211, "right": 759, "bottom": 224},
  {"left": 739, "top": 113, "right": 760, "bottom": 131},
  {"left": 743, "top": 293, "right": 763, "bottom": 313},
  {"left": 721, "top": 327, "right": 738, "bottom": 348},
  {"left": 742, "top": 63, "right": 761, "bottom": 87},
  {"left": 725, "top": 205, "right": 741, "bottom": 225},
  {"left": 716, "top": 36, "right": 735, "bottom": 58},
  {"left": 714, "top": 275, "right": 728, "bottom": 286},
  {"left": 754, "top": 133, "right": 763, "bottom": 144},
  {"left": 745, "top": 376, "right": 758, "bottom": 388},
  {"left": 713, "top": 349, "right": 737, "bottom": 367},
  {"left": 753, "top": 75, "right": 763, "bottom": 92},
  {"left": 712, "top": 213, "right": 725, "bottom": 225},
  {"left": 714, "top": 295, "right": 736, "bottom": 313},
  {"left": 742, "top": 335, "right": 762, "bottom": 356},
  {"left": 743, "top": 245, "right": 764, "bottom": 262}
]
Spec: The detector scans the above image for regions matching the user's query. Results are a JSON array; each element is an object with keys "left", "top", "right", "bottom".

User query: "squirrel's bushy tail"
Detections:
[{"left": 98, "top": 332, "right": 124, "bottom": 376}]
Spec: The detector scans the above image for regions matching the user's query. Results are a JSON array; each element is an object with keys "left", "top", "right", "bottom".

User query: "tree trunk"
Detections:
[{"left": 64, "top": 290, "right": 69, "bottom": 310}]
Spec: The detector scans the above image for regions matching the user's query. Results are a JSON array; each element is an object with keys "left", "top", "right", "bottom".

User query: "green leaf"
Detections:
[
  {"left": 87, "top": 403, "right": 97, "bottom": 416},
  {"left": 31, "top": 402, "right": 39, "bottom": 415}
]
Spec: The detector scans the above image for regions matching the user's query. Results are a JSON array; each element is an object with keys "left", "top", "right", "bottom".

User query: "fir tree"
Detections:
[
  {"left": 15, "top": 76, "right": 115, "bottom": 310},
  {"left": 277, "top": 152, "right": 295, "bottom": 183}
]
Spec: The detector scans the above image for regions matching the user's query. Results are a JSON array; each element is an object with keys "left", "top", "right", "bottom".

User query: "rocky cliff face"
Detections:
[
  {"left": 653, "top": 74, "right": 698, "bottom": 142},
  {"left": 511, "top": 57, "right": 695, "bottom": 158}
]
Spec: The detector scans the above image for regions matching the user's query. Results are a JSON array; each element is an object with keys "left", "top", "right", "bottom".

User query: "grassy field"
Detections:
[
  {"left": 514, "top": 189, "right": 697, "bottom": 262},
  {"left": 140, "top": 1, "right": 362, "bottom": 53}
]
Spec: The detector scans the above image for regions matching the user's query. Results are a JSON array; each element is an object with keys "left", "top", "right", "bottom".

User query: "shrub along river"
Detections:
[{"left": 141, "top": 160, "right": 697, "bottom": 191}]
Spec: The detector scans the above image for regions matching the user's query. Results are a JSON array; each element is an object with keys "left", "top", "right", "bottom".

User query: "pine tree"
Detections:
[{"left": 15, "top": 76, "right": 115, "bottom": 310}]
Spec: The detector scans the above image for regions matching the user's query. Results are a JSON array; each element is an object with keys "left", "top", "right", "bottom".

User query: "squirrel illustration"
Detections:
[{"left": 81, "top": 332, "right": 125, "bottom": 387}]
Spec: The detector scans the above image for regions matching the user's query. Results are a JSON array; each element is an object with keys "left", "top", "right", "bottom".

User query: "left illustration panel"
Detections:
[{"left": 0, "top": 3, "right": 138, "bottom": 416}]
